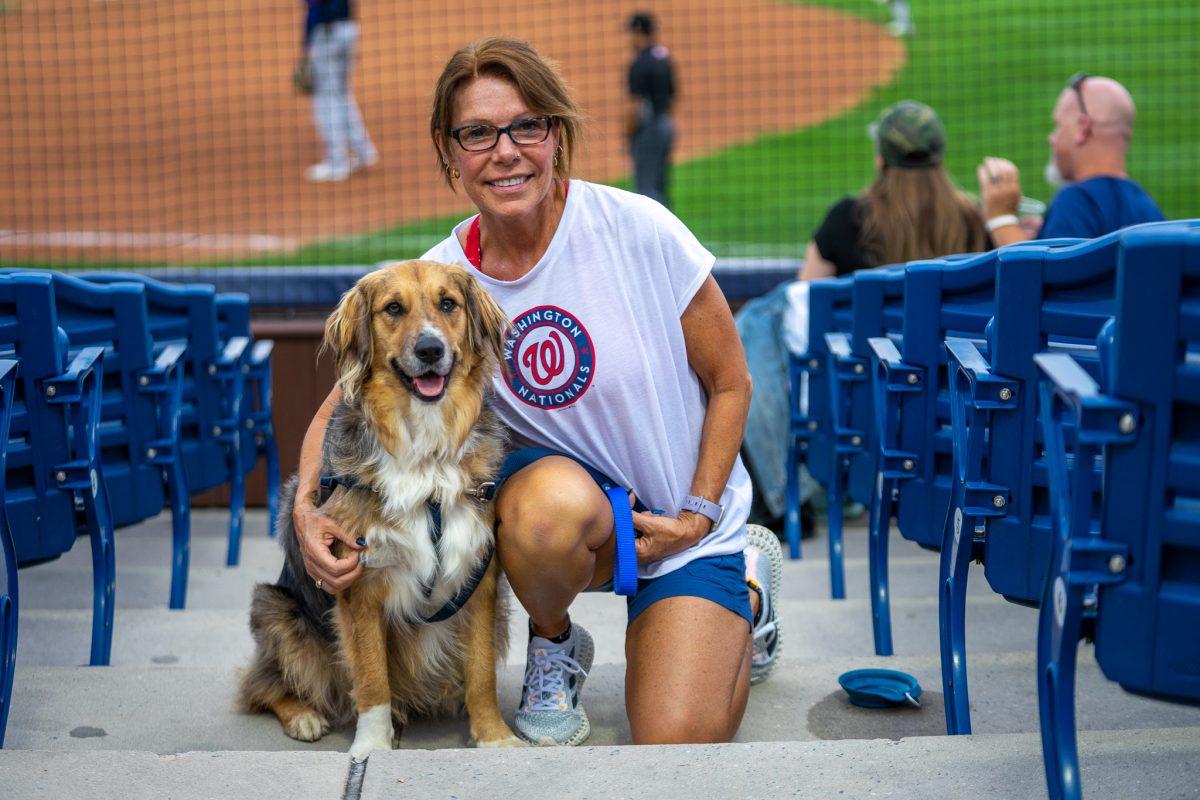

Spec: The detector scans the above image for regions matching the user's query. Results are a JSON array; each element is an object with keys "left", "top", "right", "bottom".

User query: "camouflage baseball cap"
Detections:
[{"left": 868, "top": 100, "right": 946, "bottom": 168}]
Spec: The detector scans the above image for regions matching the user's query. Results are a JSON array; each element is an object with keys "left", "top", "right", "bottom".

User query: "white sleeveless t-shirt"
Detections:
[{"left": 421, "top": 180, "right": 751, "bottom": 578}]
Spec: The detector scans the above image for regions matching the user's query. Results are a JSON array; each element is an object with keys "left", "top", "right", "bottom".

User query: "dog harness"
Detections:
[{"left": 318, "top": 473, "right": 496, "bottom": 624}]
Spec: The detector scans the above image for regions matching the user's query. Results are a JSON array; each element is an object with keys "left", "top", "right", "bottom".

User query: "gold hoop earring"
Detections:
[
  {"left": 448, "top": 165, "right": 460, "bottom": 180},
  {"left": 553, "top": 145, "right": 563, "bottom": 168}
]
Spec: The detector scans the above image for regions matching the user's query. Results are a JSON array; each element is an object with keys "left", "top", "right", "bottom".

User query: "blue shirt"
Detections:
[
  {"left": 1039, "top": 176, "right": 1165, "bottom": 240},
  {"left": 304, "top": 0, "right": 352, "bottom": 46}
]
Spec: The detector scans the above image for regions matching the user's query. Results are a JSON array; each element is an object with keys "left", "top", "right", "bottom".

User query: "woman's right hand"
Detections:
[{"left": 294, "top": 496, "right": 363, "bottom": 594}]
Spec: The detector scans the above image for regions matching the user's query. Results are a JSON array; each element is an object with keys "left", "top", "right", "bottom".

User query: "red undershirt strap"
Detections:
[{"left": 464, "top": 181, "right": 569, "bottom": 269}]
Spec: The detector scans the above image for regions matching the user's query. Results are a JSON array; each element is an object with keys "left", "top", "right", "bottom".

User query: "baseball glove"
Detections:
[{"left": 292, "top": 57, "right": 314, "bottom": 95}]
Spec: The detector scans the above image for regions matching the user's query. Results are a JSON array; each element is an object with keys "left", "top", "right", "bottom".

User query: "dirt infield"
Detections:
[{"left": 0, "top": 1, "right": 903, "bottom": 264}]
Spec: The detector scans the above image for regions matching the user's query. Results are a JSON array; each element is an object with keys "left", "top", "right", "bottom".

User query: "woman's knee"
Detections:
[
  {"left": 630, "top": 703, "right": 740, "bottom": 745},
  {"left": 496, "top": 462, "right": 611, "bottom": 558}
]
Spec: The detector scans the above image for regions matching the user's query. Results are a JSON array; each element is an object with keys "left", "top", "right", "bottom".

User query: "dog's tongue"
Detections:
[{"left": 414, "top": 374, "right": 446, "bottom": 397}]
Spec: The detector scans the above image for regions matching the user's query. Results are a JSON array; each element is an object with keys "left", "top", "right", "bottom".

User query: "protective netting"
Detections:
[{"left": 1, "top": 0, "right": 1195, "bottom": 266}]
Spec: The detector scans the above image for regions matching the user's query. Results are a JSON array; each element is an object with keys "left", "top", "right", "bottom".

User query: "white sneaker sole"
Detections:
[{"left": 747, "top": 524, "right": 784, "bottom": 685}]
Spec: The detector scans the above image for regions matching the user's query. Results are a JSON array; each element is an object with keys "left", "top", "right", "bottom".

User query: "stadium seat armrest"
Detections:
[
  {"left": 826, "top": 332, "right": 868, "bottom": 383},
  {"left": 1034, "top": 351, "right": 1099, "bottom": 403},
  {"left": 1034, "top": 352, "right": 1138, "bottom": 445},
  {"left": 868, "top": 337, "right": 922, "bottom": 391},
  {"left": 946, "top": 337, "right": 1018, "bottom": 410},
  {"left": 137, "top": 343, "right": 187, "bottom": 392},
  {"left": 867, "top": 336, "right": 901, "bottom": 365},
  {"left": 791, "top": 351, "right": 822, "bottom": 376},
  {"left": 825, "top": 331, "right": 852, "bottom": 359},
  {"left": 45, "top": 346, "right": 104, "bottom": 405},
  {"left": 250, "top": 339, "right": 275, "bottom": 366},
  {"left": 214, "top": 336, "right": 251, "bottom": 372}
]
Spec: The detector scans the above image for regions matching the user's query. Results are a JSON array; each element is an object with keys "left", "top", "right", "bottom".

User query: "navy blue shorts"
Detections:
[{"left": 495, "top": 447, "right": 753, "bottom": 627}]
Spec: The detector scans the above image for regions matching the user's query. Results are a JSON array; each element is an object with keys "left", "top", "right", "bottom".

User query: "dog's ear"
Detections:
[
  {"left": 322, "top": 280, "right": 373, "bottom": 405},
  {"left": 462, "top": 274, "right": 511, "bottom": 375}
]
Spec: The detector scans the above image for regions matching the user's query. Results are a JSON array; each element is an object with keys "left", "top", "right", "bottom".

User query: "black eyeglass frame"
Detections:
[
  {"left": 448, "top": 115, "right": 556, "bottom": 152},
  {"left": 1068, "top": 72, "right": 1090, "bottom": 117}
]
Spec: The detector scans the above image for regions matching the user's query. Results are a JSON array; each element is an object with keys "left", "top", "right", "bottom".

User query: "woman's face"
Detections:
[{"left": 445, "top": 75, "right": 559, "bottom": 223}]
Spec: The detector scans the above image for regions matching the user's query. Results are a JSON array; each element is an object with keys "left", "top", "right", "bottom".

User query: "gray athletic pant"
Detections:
[
  {"left": 309, "top": 20, "right": 376, "bottom": 172},
  {"left": 630, "top": 115, "right": 675, "bottom": 208}
]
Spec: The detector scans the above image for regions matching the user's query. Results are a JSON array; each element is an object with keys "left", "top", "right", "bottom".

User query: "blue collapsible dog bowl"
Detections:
[{"left": 838, "top": 668, "right": 922, "bottom": 709}]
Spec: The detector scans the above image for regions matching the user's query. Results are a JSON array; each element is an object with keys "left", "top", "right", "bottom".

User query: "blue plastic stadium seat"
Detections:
[
  {"left": 861, "top": 242, "right": 1087, "bottom": 660},
  {"left": 933, "top": 225, "right": 1188, "bottom": 733},
  {"left": 937, "top": 229, "right": 1161, "bottom": 735},
  {"left": 215, "top": 293, "right": 281, "bottom": 537},
  {"left": 785, "top": 276, "right": 853, "bottom": 598},
  {"left": 14, "top": 272, "right": 192, "bottom": 609},
  {"left": 0, "top": 274, "right": 115, "bottom": 666},
  {"left": 1034, "top": 222, "right": 1200, "bottom": 800},
  {"left": 862, "top": 251, "right": 1004, "bottom": 662},
  {"left": 0, "top": 358, "right": 19, "bottom": 747},
  {"left": 824, "top": 265, "right": 906, "bottom": 653},
  {"left": 81, "top": 273, "right": 255, "bottom": 566}
]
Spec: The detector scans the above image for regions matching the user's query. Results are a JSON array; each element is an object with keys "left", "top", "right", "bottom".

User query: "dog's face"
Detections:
[{"left": 324, "top": 260, "right": 509, "bottom": 410}]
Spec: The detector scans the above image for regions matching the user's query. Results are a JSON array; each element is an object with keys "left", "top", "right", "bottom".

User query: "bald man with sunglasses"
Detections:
[{"left": 977, "top": 74, "right": 1163, "bottom": 246}]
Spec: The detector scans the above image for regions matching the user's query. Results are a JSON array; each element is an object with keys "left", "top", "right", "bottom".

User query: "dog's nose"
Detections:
[{"left": 414, "top": 335, "right": 445, "bottom": 366}]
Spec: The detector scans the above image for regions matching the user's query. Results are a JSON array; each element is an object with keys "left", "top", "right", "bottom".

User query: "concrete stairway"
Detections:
[{"left": 3, "top": 510, "right": 1199, "bottom": 799}]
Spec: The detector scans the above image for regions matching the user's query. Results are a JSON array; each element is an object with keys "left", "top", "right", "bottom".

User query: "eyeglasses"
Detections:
[
  {"left": 449, "top": 115, "right": 555, "bottom": 152},
  {"left": 1068, "top": 72, "right": 1090, "bottom": 116}
]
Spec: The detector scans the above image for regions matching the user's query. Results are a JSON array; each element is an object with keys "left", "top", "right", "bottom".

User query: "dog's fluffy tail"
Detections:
[{"left": 237, "top": 583, "right": 352, "bottom": 724}]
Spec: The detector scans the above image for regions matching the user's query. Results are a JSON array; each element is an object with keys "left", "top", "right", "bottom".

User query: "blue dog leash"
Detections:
[{"left": 603, "top": 484, "right": 640, "bottom": 596}]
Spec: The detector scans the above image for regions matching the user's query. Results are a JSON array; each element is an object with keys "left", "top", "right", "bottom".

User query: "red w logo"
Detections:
[{"left": 522, "top": 330, "right": 566, "bottom": 386}]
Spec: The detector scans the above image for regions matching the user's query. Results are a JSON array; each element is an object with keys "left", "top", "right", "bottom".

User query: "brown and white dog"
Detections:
[{"left": 237, "top": 260, "right": 522, "bottom": 759}]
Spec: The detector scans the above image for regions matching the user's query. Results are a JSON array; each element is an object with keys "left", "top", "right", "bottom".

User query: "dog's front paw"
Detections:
[
  {"left": 476, "top": 735, "right": 526, "bottom": 748},
  {"left": 283, "top": 710, "right": 329, "bottom": 742},
  {"left": 473, "top": 720, "right": 525, "bottom": 748},
  {"left": 349, "top": 704, "right": 394, "bottom": 762}
]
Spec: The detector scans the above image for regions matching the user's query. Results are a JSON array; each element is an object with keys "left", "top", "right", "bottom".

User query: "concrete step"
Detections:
[
  {"left": 0, "top": 749, "right": 349, "bottom": 800},
  {"left": 17, "top": 555, "right": 277, "bottom": 613},
  {"left": 15, "top": 590, "right": 1038, "bottom": 669},
  {"left": 363, "top": 727, "right": 1200, "bottom": 800},
  {"left": 9, "top": 651, "right": 1200, "bottom": 755},
  {"left": 4, "top": 727, "right": 1198, "bottom": 800}
]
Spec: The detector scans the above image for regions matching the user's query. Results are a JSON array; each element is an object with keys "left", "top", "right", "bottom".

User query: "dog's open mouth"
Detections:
[{"left": 394, "top": 360, "right": 451, "bottom": 403}]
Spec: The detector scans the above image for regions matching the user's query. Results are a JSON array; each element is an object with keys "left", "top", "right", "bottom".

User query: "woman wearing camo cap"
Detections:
[{"left": 801, "top": 100, "right": 990, "bottom": 280}]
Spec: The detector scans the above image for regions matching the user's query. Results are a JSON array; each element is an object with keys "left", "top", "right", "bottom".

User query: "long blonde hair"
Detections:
[{"left": 858, "top": 165, "right": 989, "bottom": 267}]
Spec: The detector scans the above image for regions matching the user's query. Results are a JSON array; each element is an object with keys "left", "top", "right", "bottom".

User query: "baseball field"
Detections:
[{"left": 0, "top": 0, "right": 1196, "bottom": 266}]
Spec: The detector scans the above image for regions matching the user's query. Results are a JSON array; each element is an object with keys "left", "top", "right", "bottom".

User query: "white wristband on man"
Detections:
[{"left": 986, "top": 214, "right": 1020, "bottom": 233}]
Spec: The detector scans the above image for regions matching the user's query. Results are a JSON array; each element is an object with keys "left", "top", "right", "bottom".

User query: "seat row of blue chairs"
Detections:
[
  {"left": 0, "top": 270, "right": 281, "bottom": 746},
  {"left": 784, "top": 221, "right": 1200, "bottom": 800}
]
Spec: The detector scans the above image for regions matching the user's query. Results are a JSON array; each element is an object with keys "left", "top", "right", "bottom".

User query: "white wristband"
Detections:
[{"left": 986, "top": 214, "right": 1020, "bottom": 233}]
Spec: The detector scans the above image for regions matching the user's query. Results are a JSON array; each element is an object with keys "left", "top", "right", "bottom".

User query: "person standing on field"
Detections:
[
  {"left": 301, "top": 0, "right": 378, "bottom": 182},
  {"left": 626, "top": 12, "right": 677, "bottom": 208}
]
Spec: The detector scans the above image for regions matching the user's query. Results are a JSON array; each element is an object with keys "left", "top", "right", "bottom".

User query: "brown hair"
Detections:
[
  {"left": 430, "top": 37, "right": 583, "bottom": 188},
  {"left": 858, "top": 165, "right": 990, "bottom": 267}
]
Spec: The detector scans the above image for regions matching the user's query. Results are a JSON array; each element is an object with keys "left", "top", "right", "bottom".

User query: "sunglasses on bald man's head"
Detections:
[{"left": 1068, "top": 72, "right": 1090, "bottom": 116}]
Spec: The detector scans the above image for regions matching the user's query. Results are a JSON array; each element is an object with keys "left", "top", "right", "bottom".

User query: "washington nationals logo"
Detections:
[{"left": 502, "top": 305, "right": 595, "bottom": 409}]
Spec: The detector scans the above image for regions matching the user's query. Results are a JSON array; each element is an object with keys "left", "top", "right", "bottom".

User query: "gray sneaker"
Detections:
[
  {"left": 745, "top": 524, "right": 784, "bottom": 684},
  {"left": 515, "top": 623, "right": 593, "bottom": 746}
]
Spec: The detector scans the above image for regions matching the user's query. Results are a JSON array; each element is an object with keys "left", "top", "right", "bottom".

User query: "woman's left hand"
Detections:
[{"left": 631, "top": 509, "right": 711, "bottom": 563}]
